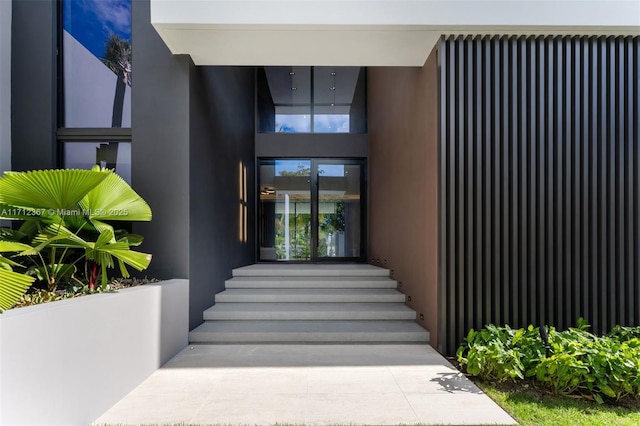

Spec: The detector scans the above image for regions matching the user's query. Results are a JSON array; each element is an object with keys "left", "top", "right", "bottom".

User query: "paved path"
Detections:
[{"left": 94, "top": 344, "right": 516, "bottom": 425}]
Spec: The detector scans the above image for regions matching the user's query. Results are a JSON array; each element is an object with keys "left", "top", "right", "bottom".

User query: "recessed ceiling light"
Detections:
[
  {"left": 291, "top": 87, "right": 297, "bottom": 91},
  {"left": 330, "top": 87, "right": 336, "bottom": 91},
  {"left": 331, "top": 72, "right": 336, "bottom": 76},
  {"left": 289, "top": 72, "right": 295, "bottom": 76}
]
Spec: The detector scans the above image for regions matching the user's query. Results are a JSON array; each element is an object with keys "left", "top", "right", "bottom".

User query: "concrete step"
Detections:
[
  {"left": 214, "top": 288, "right": 406, "bottom": 303},
  {"left": 189, "top": 264, "right": 430, "bottom": 346},
  {"left": 232, "top": 264, "right": 390, "bottom": 277},
  {"left": 189, "top": 320, "right": 430, "bottom": 343},
  {"left": 204, "top": 302, "right": 416, "bottom": 321},
  {"left": 225, "top": 276, "right": 398, "bottom": 289}
]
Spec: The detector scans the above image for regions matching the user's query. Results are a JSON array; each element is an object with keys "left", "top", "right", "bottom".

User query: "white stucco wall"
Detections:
[
  {"left": 151, "top": 0, "right": 640, "bottom": 65},
  {"left": 152, "top": 0, "right": 640, "bottom": 27},
  {"left": 0, "top": 0, "right": 11, "bottom": 174},
  {"left": 64, "top": 30, "right": 131, "bottom": 128},
  {"left": 0, "top": 279, "right": 189, "bottom": 426}
]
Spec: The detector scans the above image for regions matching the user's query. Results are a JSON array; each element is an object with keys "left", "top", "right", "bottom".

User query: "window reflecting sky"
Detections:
[
  {"left": 63, "top": 0, "right": 132, "bottom": 59},
  {"left": 275, "top": 114, "right": 350, "bottom": 133},
  {"left": 276, "top": 115, "right": 310, "bottom": 133},
  {"left": 275, "top": 160, "right": 311, "bottom": 176},
  {"left": 264, "top": 67, "right": 363, "bottom": 134},
  {"left": 314, "top": 115, "right": 349, "bottom": 133},
  {"left": 273, "top": 160, "right": 344, "bottom": 178}
]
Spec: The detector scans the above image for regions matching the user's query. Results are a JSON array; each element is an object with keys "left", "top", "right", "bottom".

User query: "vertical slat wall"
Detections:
[{"left": 439, "top": 36, "right": 640, "bottom": 355}]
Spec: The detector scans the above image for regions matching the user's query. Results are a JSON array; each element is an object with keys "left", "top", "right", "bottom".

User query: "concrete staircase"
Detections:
[{"left": 189, "top": 264, "right": 430, "bottom": 344}]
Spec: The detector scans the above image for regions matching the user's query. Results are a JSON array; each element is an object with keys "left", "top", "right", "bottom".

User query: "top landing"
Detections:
[{"left": 232, "top": 264, "right": 390, "bottom": 277}]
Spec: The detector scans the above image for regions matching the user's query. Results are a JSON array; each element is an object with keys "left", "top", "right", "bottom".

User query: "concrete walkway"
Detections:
[{"left": 94, "top": 345, "right": 516, "bottom": 426}]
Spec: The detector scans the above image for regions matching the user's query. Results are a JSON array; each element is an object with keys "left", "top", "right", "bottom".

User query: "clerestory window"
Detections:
[{"left": 257, "top": 66, "right": 367, "bottom": 134}]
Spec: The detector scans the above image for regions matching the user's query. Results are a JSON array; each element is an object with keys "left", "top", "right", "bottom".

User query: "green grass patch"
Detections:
[{"left": 477, "top": 380, "right": 640, "bottom": 426}]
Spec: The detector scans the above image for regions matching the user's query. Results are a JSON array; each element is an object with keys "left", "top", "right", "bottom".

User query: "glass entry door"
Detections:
[
  {"left": 316, "top": 161, "right": 363, "bottom": 259},
  {"left": 259, "top": 159, "right": 313, "bottom": 261},
  {"left": 259, "top": 159, "right": 365, "bottom": 262}
]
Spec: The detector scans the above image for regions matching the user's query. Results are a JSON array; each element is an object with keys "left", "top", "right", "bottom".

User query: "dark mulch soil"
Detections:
[
  {"left": 12, "top": 277, "right": 160, "bottom": 309},
  {"left": 102, "top": 277, "right": 160, "bottom": 290}
]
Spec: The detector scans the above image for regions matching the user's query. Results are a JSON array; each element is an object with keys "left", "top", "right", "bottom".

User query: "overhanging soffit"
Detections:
[{"left": 150, "top": 0, "right": 640, "bottom": 66}]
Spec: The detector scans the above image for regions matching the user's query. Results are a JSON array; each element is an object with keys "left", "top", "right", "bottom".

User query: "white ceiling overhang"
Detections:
[{"left": 150, "top": 0, "right": 640, "bottom": 66}]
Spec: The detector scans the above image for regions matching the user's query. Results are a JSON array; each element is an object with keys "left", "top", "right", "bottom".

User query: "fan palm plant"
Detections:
[
  {"left": 0, "top": 241, "right": 35, "bottom": 311},
  {"left": 0, "top": 167, "right": 152, "bottom": 312}
]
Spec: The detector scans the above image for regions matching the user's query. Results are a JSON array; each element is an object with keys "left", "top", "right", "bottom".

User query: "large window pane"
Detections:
[
  {"left": 63, "top": 0, "right": 132, "bottom": 128},
  {"left": 259, "top": 160, "right": 312, "bottom": 261},
  {"left": 63, "top": 142, "right": 131, "bottom": 184},
  {"left": 313, "top": 114, "right": 350, "bottom": 133},
  {"left": 258, "top": 66, "right": 366, "bottom": 133},
  {"left": 275, "top": 111, "right": 311, "bottom": 133},
  {"left": 317, "top": 163, "right": 361, "bottom": 258},
  {"left": 312, "top": 67, "right": 359, "bottom": 133}
]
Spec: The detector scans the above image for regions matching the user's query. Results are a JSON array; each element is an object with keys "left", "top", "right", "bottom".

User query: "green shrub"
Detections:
[
  {"left": 536, "top": 326, "right": 640, "bottom": 403},
  {"left": 457, "top": 319, "right": 640, "bottom": 404},
  {"left": 608, "top": 325, "right": 640, "bottom": 342},
  {"left": 456, "top": 324, "right": 545, "bottom": 382}
]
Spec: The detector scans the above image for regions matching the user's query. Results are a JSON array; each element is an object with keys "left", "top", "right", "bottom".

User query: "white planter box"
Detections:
[{"left": 0, "top": 279, "right": 189, "bottom": 426}]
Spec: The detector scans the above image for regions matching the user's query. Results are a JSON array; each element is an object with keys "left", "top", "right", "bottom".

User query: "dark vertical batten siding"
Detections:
[{"left": 439, "top": 36, "right": 640, "bottom": 355}]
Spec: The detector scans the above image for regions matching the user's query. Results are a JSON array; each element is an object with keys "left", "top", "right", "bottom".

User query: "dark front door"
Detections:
[{"left": 258, "top": 158, "right": 365, "bottom": 262}]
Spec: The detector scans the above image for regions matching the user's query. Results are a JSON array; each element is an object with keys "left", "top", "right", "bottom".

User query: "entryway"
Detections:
[{"left": 258, "top": 158, "right": 365, "bottom": 262}]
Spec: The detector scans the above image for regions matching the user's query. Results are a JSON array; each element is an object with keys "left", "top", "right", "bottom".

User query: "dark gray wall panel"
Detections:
[
  {"left": 11, "top": 0, "right": 57, "bottom": 170},
  {"left": 439, "top": 36, "right": 640, "bottom": 355},
  {"left": 189, "top": 66, "right": 256, "bottom": 329},
  {"left": 131, "top": 0, "right": 191, "bottom": 280},
  {"left": 256, "top": 133, "right": 368, "bottom": 158},
  {"left": 349, "top": 69, "right": 368, "bottom": 134},
  {"left": 256, "top": 67, "right": 275, "bottom": 133}
]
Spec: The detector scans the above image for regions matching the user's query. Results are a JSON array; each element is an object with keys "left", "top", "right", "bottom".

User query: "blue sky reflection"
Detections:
[
  {"left": 276, "top": 114, "right": 350, "bottom": 133},
  {"left": 63, "top": 0, "right": 132, "bottom": 59}
]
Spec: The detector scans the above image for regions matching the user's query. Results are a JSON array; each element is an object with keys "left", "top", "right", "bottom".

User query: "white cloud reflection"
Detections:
[
  {"left": 79, "top": 0, "right": 131, "bottom": 38},
  {"left": 276, "top": 114, "right": 349, "bottom": 133}
]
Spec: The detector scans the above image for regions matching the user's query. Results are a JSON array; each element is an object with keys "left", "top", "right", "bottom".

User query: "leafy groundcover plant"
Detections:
[
  {"left": 0, "top": 167, "right": 152, "bottom": 312},
  {"left": 457, "top": 319, "right": 640, "bottom": 404}
]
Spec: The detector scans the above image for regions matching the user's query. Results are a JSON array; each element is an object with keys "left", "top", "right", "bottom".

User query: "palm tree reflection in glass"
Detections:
[{"left": 99, "top": 34, "right": 132, "bottom": 171}]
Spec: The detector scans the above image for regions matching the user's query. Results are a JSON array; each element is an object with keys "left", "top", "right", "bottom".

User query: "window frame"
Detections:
[{"left": 56, "top": 0, "right": 133, "bottom": 169}]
